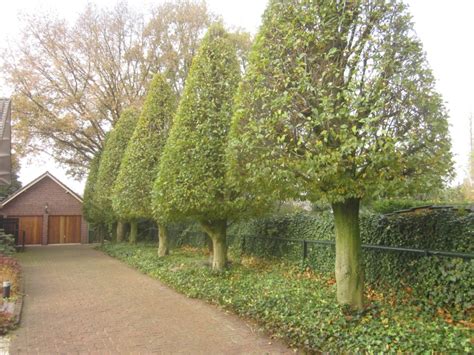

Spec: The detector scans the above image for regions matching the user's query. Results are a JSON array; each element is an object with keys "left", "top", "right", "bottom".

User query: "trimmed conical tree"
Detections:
[
  {"left": 227, "top": 0, "right": 453, "bottom": 308},
  {"left": 95, "top": 107, "right": 139, "bottom": 242},
  {"left": 83, "top": 151, "right": 102, "bottom": 223},
  {"left": 153, "top": 24, "right": 240, "bottom": 271},
  {"left": 112, "top": 73, "right": 176, "bottom": 249},
  {"left": 83, "top": 151, "right": 106, "bottom": 242}
]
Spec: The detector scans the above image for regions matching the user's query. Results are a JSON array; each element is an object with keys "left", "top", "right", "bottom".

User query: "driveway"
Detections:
[{"left": 9, "top": 245, "right": 291, "bottom": 354}]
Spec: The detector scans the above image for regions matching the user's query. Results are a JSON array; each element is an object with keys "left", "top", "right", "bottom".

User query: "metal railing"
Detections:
[{"left": 242, "top": 235, "right": 474, "bottom": 261}]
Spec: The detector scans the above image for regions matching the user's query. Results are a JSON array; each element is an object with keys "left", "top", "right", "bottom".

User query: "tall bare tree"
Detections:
[{"left": 1, "top": 1, "right": 215, "bottom": 178}]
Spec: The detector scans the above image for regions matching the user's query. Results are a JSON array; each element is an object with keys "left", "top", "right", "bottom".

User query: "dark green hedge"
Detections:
[
  {"left": 168, "top": 209, "right": 473, "bottom": 318},
  {"left": 368, "top": 198, "right": 472, "bottom": 214}
]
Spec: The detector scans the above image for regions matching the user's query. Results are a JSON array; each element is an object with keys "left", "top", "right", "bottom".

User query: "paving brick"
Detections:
[{"left": 10, "top": 245, "right": 292, "bottom": 354}]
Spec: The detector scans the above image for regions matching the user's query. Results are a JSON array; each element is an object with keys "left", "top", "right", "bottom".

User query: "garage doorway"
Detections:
[
  {"left": 17, "top": 216, "right": 42, "bottom": 245},
  {"left": 48, "top": 216, "right": 81, "bottom": 244}
]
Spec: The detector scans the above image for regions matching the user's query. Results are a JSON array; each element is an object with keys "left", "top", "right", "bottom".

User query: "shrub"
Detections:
[
  {"left": 0, "top": 230, "right": 16, "bottom": 256},
  {"left": 0, "top": 254, "right": 21, "bottom": 334},
  {"left": 0, "top": 254, "right": 21, "bottom": 295}
]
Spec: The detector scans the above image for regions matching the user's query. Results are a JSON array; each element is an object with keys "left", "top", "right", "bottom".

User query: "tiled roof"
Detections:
[{"left": 0, "top": 98, "right": 11, "bottom": 138}]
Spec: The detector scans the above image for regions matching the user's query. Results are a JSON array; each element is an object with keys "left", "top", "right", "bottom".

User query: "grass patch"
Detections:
[{"left": 99, "top": 243, "right": 473, "bottom": 353}]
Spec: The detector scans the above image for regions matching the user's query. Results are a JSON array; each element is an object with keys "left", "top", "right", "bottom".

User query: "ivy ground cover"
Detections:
[{"left": 99, "top": 243, "right": 472, "bottom": 353}]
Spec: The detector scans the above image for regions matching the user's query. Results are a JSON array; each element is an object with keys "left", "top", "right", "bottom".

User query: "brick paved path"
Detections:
[{"left": 10, "top": 245, "right": 291, "bottom": 354}]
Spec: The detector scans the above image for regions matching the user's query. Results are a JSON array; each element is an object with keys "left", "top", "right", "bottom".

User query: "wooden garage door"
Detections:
[
  {"left": 18, "top": 216, "right": 43, "bottom": 245},
  {"left": 48, "top": 216, "right": 81, "bottom": 244}
]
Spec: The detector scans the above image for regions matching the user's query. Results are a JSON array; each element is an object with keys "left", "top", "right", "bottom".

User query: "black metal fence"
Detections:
[{"left": 242, "top": 235, "right": 474, "bottom": 261}]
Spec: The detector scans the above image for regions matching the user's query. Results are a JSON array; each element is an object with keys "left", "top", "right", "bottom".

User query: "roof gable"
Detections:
[{"left": 1, "top": 171, "right": 83, "bottom": 208}]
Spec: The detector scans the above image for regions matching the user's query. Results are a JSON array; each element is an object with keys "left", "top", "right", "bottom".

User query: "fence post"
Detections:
[
  {"left": 22, "top": 231, "right": 25, "bottom": 252},
  {"left": 241, "top": 236, "right": 246, "bottom": 257},
  {"left": 302, "top": 240, "right": 308, "bottom": 261}
]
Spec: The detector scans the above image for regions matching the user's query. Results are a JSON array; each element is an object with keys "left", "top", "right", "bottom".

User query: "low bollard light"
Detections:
[{"left": 2, "top": 281, "right": 11, "bottom": 298}]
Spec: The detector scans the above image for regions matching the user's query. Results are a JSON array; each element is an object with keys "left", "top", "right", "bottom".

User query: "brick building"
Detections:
[{"left": 0, "top": 172, "right": 88, "bottom": 245}]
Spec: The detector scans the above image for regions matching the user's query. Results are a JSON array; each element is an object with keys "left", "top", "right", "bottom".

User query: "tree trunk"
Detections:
[
  {"left": 111, "top": 222, "right": 117, "bottom": 241},
  {"left": 157, "top": 223, "right": 169, "bottom": 257},
  {"left": 332, "top": 198, "right": 364, "bottom": 310},
  {"left": 116, "top": 221, "right": 126, "bottom": 243},
  {"left": 206, "top": 235, "right": 213, "bottom": 264},
  {"left": 98, "top": 224, "right": 105, "bottom": 245},
  {"left": 201, "top": 219, "right": 227, "bottom": 271},
  {"left": 129, "top": 220, "right": 138, "bottom": 244}
]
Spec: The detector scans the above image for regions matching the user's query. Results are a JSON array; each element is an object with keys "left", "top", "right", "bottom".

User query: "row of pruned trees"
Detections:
[
  {"left": 2, "top": 0, "right": 251, "bottom": 178},
  {"left": 84, "top": 0, "right": 453, "bottom": 310}
]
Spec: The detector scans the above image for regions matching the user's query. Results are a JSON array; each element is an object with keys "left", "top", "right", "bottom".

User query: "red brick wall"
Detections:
[{"left": 0, "top": 176, "right": 88, "bottom": 244}]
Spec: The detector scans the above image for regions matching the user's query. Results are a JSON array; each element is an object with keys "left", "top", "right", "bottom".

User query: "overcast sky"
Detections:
[{"left": 0, "top": 0, "right": 472, "bottom": 194}]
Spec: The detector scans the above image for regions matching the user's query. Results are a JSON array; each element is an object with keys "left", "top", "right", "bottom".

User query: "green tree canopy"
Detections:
[
  {"left": 83, "top": 150, "right": 103, "bottom": 224},
  {"left": 227, "top": 0, "right": 453, "bottom": 307},
  {"left": 0, "top": 154, "right": 22, "bottom": 201},
  {"left": 95, "top": 108, "right": 140, "bottom": 224},
  {"left": 112, "top": 74, "right": 177, "bottom": 222},
  {"left": 153, "top": 24, "right": 240, "bottom": 269}
]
